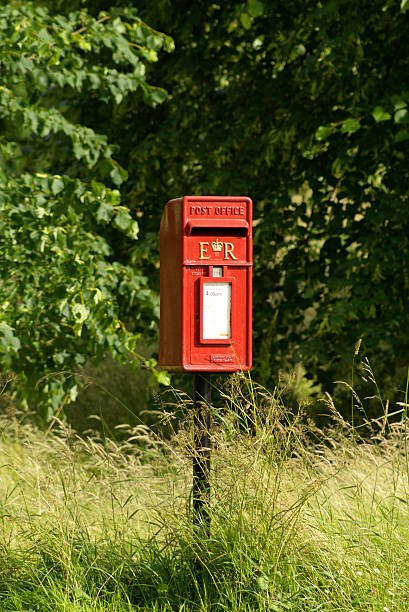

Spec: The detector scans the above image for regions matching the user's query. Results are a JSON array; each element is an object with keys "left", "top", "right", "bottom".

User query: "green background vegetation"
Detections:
[
  {"left": 1, "top": 3, "right": 409, "bottom": 608},
  {"left": 1, "top": 0, "right": 409, "bottom": 419}
]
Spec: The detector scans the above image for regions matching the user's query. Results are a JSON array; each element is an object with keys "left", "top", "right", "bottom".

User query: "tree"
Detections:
[
  {"left": 4, "top": 0, "right": 409, "bottom": 419},
  {"left": 110, "top": 0, "right": 409, "bottom": 408},
  {"left": 0, "top": 2, "right": 173, "bottom": 418}
]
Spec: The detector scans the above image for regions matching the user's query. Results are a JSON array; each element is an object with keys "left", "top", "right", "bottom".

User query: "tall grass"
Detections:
[{"left": 0, "top": 371, "right": 408, "bottom": 610}]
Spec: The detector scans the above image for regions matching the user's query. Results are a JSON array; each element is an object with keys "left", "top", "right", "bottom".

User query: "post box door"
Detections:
[{"left": 184, "top": 265, "right": 251, "bottom": 370}]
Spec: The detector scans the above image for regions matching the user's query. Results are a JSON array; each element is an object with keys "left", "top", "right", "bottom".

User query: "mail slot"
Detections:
[{"left": 159, "top": 195, "right": 252, "bottom": 371}]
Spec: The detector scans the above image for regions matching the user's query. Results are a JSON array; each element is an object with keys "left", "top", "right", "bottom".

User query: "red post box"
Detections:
[{"left": 159, "top": 196, "right": 252, "bottom": 372}]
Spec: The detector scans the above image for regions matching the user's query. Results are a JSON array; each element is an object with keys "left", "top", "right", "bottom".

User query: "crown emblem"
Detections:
[{"left": 211, "top": 238, "right": 223, "bottom": 252}]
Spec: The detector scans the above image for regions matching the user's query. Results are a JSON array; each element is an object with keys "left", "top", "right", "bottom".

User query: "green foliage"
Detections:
[
  {"left": 3, "top": 0, "right": 409, "bottom": 417},
  {"left": 116, "top": 0, "right": 409, "bottom": 406},
  {"left": 0, "top": 2, "right": 172, "bottom": 417},
  {"left": 64, "top": 354, "right": 167, "bottom": 438}
]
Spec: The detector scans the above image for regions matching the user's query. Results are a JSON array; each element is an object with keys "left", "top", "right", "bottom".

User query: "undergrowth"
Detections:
[{"left": 0, "top": 367, "right": 408, "bottom": 610}]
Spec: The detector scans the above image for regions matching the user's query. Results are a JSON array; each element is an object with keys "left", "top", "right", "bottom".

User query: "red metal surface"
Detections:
[{"left": 159, "top": 196, "right": 252, "bottom": 372}]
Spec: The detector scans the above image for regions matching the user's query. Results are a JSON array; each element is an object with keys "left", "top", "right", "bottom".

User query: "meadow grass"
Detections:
[{"left": 0, "top": 374, "right": 408, "bottom": 610}]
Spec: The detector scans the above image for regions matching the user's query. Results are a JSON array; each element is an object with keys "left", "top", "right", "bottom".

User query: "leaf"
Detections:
[
  {"left": 163, "top": 35, "right": 175, "bottom": 53},
  {"left": 0, "top": 322, "right": 21, "bottom": 353},
  {"left": 315, "top": 125, "right": 332, "bottom": 141},
  {"left": 256, "top": 575, "right": 270, "bottom": 591},
  {"left": 127, "top": 220, "right": 139, "bottom": 240},
  {"left": 372, "top": 106, "right": 391, "bottom": 122},
  {"left": 76, "top": 37, "right": 92, "bottom": 52},
  {"left": 72, "top": 303, "right": 89, "bottom": 324},
  {"left": 240, "top": 13, "right": 252, "bottom": 29},
  {"left": 155, "top": 370, "right": 171, "bottom": 386},
  {"left": 68, "top": 385, "right": 78, "bottom": 402},
  {"left": 394, "top": 108, "right": 409, "bottom": 123},
  {"left": 248, "top": 0, "right": 264, "bottom": 18},
  {"left": 72, "top": 140, "right": 85, "bottom": 160},
  {"left": 147, "top": 87, "right": 168, "bottom": 107},
  {"left": 394, "top": 130, "right": 409, "bottom": 142},
  {"left": 113, "top": 209, "right": 132, "bottom": 231},
  {"left": 340, "top": 118, "right": 361, "bottom": 134},
  {"left": 401, "top": 0, "right": 409, "bottom": 10},
  {"left": 110, "top": 164, "right": 128, "bottom": 186},
  {"left": 51, "top": 177, "right": 64, "bottom": 194},
  {"left": 390, "top": 94, "right": 406, "bottom": 109},
  {"left": 96, "top": 201, "right": 114, "bottom": 223}
]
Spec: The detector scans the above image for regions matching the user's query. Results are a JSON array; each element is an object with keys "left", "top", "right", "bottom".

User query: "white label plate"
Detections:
[{"left": 202, "top": 282, "right": 231, "bottom": 340}]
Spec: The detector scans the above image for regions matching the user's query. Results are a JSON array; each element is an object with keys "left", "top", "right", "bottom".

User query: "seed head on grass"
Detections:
[{"left": 0, "top": 364, "right": 408, "bottom": 609}]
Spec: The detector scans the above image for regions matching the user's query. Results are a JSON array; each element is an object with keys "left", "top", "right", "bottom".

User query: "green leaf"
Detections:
[
  {"left": 0, "top": 322, "right": 21, "bottom": 353},
  {"left": 110, "top": 164, "right": 128, "bottom": 186},
  {"left": 248, "top": 0, "right": 264, "bottom": 18},
  {"left": 240, "top": 13, "right": 252, "bottom": 29},
  {"left": 401, "top": 0, "right": 409, "bottom": 10},
  {"left": 256, "top": 575, "right": 270, "bottom": 591},
  {"left": 394, "top": 130, "right": 409, "bottom": 143},
  {"left": 127, "top": 220, "right": 139, "bottom": 240},
  {"left": 51, "top": 177, "right": 64, "bottom": 194},
  {"left": 390, "top": 94, "right": 406, "bottom": 109},
  {"left": 75, "top": 37, "right": 92, "bottom": 52},
  {"left": 155, "top": 370, "right": 171, "bottom": 386},
  {"left": 163, "top": 35, "right": 175, "bottom": 53},
  {"left": 340, "top": 118, "right": 361, "bottom": 134},
  {"left": 96, "top": 201, "right": 114, "bottom": 223},
  {"left": 372, "top": 106, "right": 391, "bottom": 122},
  {"left": 150, "top": 88, "right": 168, "bottom": 106},
  {"left": 394, "top": 108, "right": 409, "bottom": 123},
  {"left": 72, "top": 303, "right": 89, "bottom": 324},
  {"left": 315, "top": 125, "right": 332, "bottom": 141},
  {"left": 113, "top": 209, "right": 132, "bottom": 231}
]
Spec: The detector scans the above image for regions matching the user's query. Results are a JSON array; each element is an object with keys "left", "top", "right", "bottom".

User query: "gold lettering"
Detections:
[
  {"left": 199, "top": 242, "right": 210, "bottom": 259},
  {"left": 224, "top": 242, "right": 237, "bottom": 259}
]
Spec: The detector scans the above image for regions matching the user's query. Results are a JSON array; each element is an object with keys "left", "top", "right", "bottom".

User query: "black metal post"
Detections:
[{"left": 193, "top": 373, "right": 211, "bottom": 534}]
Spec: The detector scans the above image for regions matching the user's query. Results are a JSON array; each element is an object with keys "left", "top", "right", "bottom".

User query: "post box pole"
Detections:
[{"left": 193, "top": 373, "right": 211, "bottom": 534}]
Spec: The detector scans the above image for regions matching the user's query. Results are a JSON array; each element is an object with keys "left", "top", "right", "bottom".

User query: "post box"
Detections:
[{"left": 159, "top": 196, "right": 252, "bottom": 372}]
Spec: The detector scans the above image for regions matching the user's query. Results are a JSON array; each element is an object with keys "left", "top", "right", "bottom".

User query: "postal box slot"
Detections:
[{"left": 185, "top": 219, "right": 249, "bottom": 236}]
